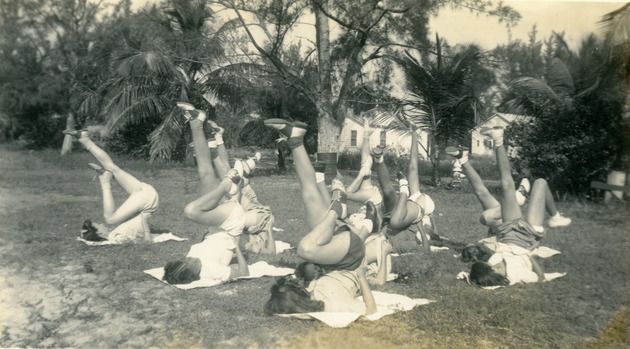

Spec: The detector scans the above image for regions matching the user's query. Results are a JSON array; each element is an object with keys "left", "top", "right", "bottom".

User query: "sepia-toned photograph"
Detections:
[{"left": 1, "top": 0, "right": 628, "bottom": 347}]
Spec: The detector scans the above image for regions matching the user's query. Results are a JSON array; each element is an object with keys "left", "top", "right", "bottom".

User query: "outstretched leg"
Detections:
[
  {"left": 372, "top": 146, "right": 398, "bottom": 213},
  {"left": 347, "top": 117, "right": 381, "bottom": 204},
  {"left": 73, "top": 132, "right": 149, "bottom": 226},
  {"left": 182, "top": 110, "right": 241, "bottom": 227},
  {"left": 389, "top": 130, "right": 421, "bottom": 230},
  {"left": 446, "top": 146, "right": 500, "bottom": 211},
  {"left": 79, "top": 135, "right": 142, "bottom": 195},
  {"left": 265, "top": 119, "right": 328, "bottom": 229},
  {"left": 482, "top": 127, "right": 521, "bottom": 223},
  {"left": 527, "top": 178, "right": 571, "bottom": 228}
]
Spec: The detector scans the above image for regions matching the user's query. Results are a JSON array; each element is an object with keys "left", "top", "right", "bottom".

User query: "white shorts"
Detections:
[
  {"left": 408, "top": 192, "right": 435, "bottom": 224},
  {"left": 218, "top": 204, "right": 245, "bottom": 237},
  {"left": 107, "top": 183, "right": 159, "bottom": 243}
]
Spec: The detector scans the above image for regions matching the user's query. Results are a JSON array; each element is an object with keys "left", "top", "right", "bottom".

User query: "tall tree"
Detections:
[
  {"left": 215, "top": 0, "right": 519, "bottom": 158},
  {"left": 0, "top": 0, "right": 123, "bottom": 146},
  {"left": 598, "top": 3, "right": 630, "bottom": 174}
]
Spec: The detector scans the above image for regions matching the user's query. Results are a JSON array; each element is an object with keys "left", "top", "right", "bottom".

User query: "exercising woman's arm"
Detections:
[
  {"left": 356, "top": 265, "right": 377, "bottom": 315},
  {"left": 261, "top": 221, "right": 277, "bottom": 255},
  {"left": 229, "top": 236, "right": 250, "bottom": 278},
  {"left": 530, "top": 256, "right": 544, "bottom": 282},
  {"left": 369, "top": 238, "right": 389, "bottom": 286}
]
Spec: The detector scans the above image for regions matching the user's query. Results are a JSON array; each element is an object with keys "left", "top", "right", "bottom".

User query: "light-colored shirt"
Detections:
[
  {"left": 186, "top": 232, "right": 234, "bottom": 281},
  {"left": 489, "top": 252, "right": 538, "bottom": 285},
  {"left": 307, "top": 270, "right": 366, "bottom": 313}
]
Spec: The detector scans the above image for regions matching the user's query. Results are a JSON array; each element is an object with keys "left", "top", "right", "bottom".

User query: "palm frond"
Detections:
[
  {"left": 509, "top": 77, "right": 560, "bottom": 100},
  {"left": 598, "top": 3, "right": 630, "bottom": 49},
  {"left": 114, "top": 50, "right": 176, "bottom": 78},
  {"left": 149, "top": 109, "right": 185, "bottom": 161},
  {"left": 546, "top": 58, "right": 575, "bottom": 95},
  {"left": 105, "top": 94, "right": 170, "bottom": 134},
  {"left": 74, "top": 89, "right": 103, "bottom": 119}
]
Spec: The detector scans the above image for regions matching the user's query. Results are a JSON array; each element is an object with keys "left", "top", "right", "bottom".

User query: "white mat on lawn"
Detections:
[
  {"left": 274, "top": 240, "right": 293, "bottom": 254},
  {"left": 391, "top": 246, "right": 448, "bottom": 257},
  {"left": 479, "top": 237, "right": 561, "bottom": 258},
  {"left": 144, "top": 261, "right": 294, "bottom": 289},
  {"left": 277, "top": 291, "right": 434, "bottom": 328},
  {"left": 77, "top": 232, "right": 187, "bottom": 246},
  {"left": 453, "top": 243, "right": 561, "bottom": 260},
  {"left": 456, "top": 271, "right": 567, "bottom": 290}
]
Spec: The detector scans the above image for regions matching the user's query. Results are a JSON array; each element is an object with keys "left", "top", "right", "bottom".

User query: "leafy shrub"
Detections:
[
  {"left": 506, "top": 101, "right": 624, "bottom": 194},
  {"left": 107, "top": 118, "right": 163, "bottom": 159}
]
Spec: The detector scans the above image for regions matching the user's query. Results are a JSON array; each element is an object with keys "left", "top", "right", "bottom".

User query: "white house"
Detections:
[
  {"left": 339, "top": 114, "right": 430, "bottom": 159},
  {"left": 471, "top": 113, "right": 533, "bottom": 157}
]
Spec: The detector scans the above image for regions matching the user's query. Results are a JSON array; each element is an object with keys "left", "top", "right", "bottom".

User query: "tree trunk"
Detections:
[
  {"left": 314, "top": 2, "right": 336, "bottom": 153},
  {"left": 428, "top": 108, "right": 440, "bottom": 185},
  {"left": 60, "top": 114, "right": 76, "bottom": 156}
]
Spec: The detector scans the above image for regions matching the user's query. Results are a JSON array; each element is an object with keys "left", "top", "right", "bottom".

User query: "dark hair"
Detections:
[
  {"left": 81, "top": 219, "right": 107, "bottom": 242},
  {"left": 461, "top": 243, "right": 494, "bottom": 263},
  {"left": 264, "top": 276, "right": 324, "bottom": 315},
  {"left": 295, "top": 262, "right": 321, "bottom": 282},
  {"left": 469, "top": 262, "right": 510, "bottom": 287},
  {"left": 163, "top": 260, "right": 200, "bottom": 285}
]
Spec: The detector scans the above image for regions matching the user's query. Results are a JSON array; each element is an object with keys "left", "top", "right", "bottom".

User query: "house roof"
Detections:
[{"left": 472, "top": 113, "right": 533, "bottom": 131}]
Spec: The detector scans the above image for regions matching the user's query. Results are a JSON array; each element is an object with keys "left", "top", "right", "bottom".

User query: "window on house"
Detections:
[
  {"left": 484, "top": 139, "right": 493, "bottom": 149},
  {"left": 476, "top": 140, "right": 480, "bottom": 148},
  {"left": 380, "top": 130, "right": 386, "bottom": 147},
  {"left": 350, "top": 130, "right": 357, "bottom": 147}
]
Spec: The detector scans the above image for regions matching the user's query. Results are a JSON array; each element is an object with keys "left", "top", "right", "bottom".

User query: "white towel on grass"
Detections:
[
  {"left": 274, "top": 240, "right": 293, "bottom": 254},
  {"left": 456, "top": 271, "right": 567, "bottom": 290},
  {"left": 391, "top": 246, "right": 449, "bottom": 257},
  {"left": 277, "top": 291, "right": 434, "bottom": 328},
  {"left": 144, "top": 261, "right": 294, "bottom": 290},
  {"left": 453, "top": 242, "right": 561, "bottom": 260},
  {"left": 77, "top": 232, "right": 187, "bottom": 246},
  {"left": 479, "top": 237, "right": 561, "bottom": 258}
]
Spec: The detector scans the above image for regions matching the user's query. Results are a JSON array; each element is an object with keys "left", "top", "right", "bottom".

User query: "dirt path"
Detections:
[{"left": 0, "top": 150, "right": 157, "bottom": 348}]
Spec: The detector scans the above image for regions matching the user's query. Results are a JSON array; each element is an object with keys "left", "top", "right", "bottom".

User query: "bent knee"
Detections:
[
  {"left": 183, "top": 203, "right": 199, "bottom": 220},
  {"left": 532, "top": 178, "right": 548, "bottom": 188},
  {"left": 388, "top": 217, "right": 408, "bottom": 230},
  {"left": 297, "top": 242, "right": 315, "bottom": 260},
  {"left": 104, "top": 215, "right": 118, "bottom": 226}
]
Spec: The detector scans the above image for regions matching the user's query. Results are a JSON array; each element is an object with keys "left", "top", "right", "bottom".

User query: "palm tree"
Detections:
[
  {"left": 86, "top": 0, "right": 252, "bottom": 160},
  {"left": 378, "top": 37, "right": 487, "bottom": 184}
]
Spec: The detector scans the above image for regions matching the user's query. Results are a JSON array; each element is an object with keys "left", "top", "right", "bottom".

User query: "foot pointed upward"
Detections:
[
  {"left": 480, "top": 126, "right": 504, "bottom": 147},
  {"left": 264, "top": 118, "right": 307, "bottom": 139},
  {"left": 63, "top": 129, "right": 89, "bottom": 140},
  {"left": 371, "top": 145, "right": 385, "bottom": 163}
]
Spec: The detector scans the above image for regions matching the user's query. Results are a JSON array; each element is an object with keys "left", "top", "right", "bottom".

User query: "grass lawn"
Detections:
[{"left": 0, "top": 144, "right": 628, "bottom": 349}]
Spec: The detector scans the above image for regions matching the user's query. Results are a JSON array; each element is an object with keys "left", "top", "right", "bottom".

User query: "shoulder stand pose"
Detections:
[
  {"left": 262, "top": 118, "right": 378, "bottom": 315},
  {"left": 458, "top": 127, "right": 565, "bottom": 287},
  {"left": 445, "top": 142, "right": 570, "bottom": 238},
  {"left": 345, "top": 117, "right": 385, "bottom": 218},
  {"left": 370, "top": 125, "right": 436, "bottom": 252},
  {"left": 202, "top": 119, "right": 275, "bottom": 254},
  {"left": 63, "top": 129, "right": 159, "bottom": 243},
  {"left": 162, "top": 105, "right": 249, "bottom": 284}
]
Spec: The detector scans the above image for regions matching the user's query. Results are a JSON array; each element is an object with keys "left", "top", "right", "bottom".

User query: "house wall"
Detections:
[
  {"left": 339, "top": 118, "right": 429, "bottom": 158},
  {"left": 470, "top": 113, "right": 533, "bottom": 157}
]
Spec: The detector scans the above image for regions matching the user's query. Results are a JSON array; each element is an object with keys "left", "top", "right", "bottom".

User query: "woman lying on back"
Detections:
[{"left": 261, "top": 118, "right": 378, "bottom": 315}]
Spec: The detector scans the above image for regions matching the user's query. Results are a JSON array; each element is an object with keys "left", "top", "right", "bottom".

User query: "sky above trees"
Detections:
[
  {"left": 130, "top": 0, "right": 624, "bottom": 50},
  {"left": 430, "top": 1, "right": 625, "bottom": 49}
]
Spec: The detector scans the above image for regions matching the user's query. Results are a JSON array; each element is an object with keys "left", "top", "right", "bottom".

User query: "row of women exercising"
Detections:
[{"left": 65, "top": 103, "right": 571, "bottom": 316}]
